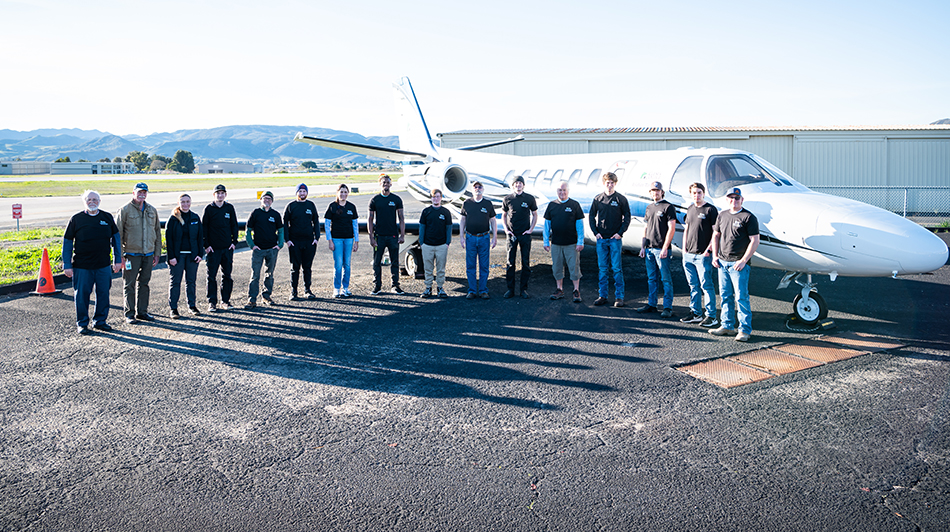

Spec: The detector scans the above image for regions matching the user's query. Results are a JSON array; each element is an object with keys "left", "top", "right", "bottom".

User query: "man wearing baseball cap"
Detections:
[
  {"left": 283, "top": 183, "right": 320, "bottom": 300},
  {"left": 202, "top": 184, "right": 239, "bottom": 312},
  {"left": 710, "top": 187, "right": 760, "bottom": 342},
  {"left": 637, "top": 181, "right": 677, "bottom": 317},
  {"left": 244, "top": 191, "right": 284, "bottom": 308},
  {"left": 115, "top": 182, "right": 161, "bottom": 323},
  {"left": 502, "top": 175, "right": 538, "bottom": 299}
]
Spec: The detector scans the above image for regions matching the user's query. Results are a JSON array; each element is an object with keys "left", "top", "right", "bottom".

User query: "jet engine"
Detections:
[{"left": 416, "top": 162, "right": 469, "bottom": 203}]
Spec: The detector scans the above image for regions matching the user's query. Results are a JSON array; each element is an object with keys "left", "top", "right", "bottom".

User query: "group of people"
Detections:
[{"left": 62, "top": 172, "right": 759, "bottom": 342}]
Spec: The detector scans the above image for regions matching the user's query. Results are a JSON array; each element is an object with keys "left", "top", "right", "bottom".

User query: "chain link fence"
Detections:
[{"left": 808, "top": 186, "right": 950, "bottom": 228}]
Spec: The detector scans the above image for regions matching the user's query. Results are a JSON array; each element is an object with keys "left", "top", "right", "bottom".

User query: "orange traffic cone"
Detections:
[{"left": 31, "top": 248, "right": 62, "bottom": 295}]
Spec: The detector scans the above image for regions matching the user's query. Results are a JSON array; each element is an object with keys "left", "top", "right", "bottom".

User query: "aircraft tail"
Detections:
[{"left": 393, "top": 77, "right": 439, "bottom": 158}]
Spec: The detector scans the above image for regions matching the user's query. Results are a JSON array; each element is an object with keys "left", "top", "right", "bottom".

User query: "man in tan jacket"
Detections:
[{"left": 116, "top": 182, "right": 162, "bottom": 323}]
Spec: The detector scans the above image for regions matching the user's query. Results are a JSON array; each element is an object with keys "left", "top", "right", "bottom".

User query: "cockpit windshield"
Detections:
[{"left": 705, "top": 155, "right": 787, "bottom": 197}]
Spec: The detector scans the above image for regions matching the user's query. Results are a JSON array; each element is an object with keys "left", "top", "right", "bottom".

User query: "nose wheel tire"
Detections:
[
  {"left": 404, "top": 247, "right": 424, "bottom": 279},
  {"left": 792, "top": 290, "right": 828, "bottom": 325}
]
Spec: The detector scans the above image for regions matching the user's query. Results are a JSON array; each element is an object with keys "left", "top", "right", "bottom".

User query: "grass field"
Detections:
[{"left": 0, "top": 173, "right": 400, "bottom": 198}]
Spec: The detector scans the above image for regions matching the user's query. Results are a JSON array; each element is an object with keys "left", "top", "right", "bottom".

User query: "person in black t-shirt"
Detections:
[
  {"left": 589, "top": 172, "right": 631, "bottom": 307},
  {"left": 501, "top": 175, "right": 538, "bottom": 299},
  {"left": 283, "top": 183, "right": 320, "bottom": 301},
  {"left": 62, "top": 190, "right": 122, "bottom": 335},
  {"left": 680, "top": 183, "right": 719, "bottom": 327},
  {"left": 460, "top": 181, "right": 497, "bottom": 299},
  {"left": 244, "top": 191, "right": 284, "bottom": 308},
  {"left": 324, "top": 184, "right": 359, "bottom": 298},
  {"left": 543, "top": 182, "right": 585, "bottom": 303},
  {"left": 710, "top": 187, "right": 760, "bottom": 343},
  {"left": 637, "top": 181, "right": 677, "bottom": 316},
  {"left": 418, "top": 189, "right": 453, "bottom": 298},
  {"left": 368, "top": 174, "right": 406, "bottom": 295},
  {"left": 202, "top": 184, "right": 239, "bottom": 312}
]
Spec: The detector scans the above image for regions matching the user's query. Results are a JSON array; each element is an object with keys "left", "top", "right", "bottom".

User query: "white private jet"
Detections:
[{"left": 295, "top": 77, "right": 949, "bottom": 324}]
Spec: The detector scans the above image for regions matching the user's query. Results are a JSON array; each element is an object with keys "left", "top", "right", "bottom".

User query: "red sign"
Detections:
[{"left": 12, "top": 204, "right": 22, "bottom": 219}]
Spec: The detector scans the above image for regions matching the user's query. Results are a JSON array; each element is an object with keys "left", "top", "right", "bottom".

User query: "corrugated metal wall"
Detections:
[{"left": 888, "top": 139, "right": 950, "bottom": 187}]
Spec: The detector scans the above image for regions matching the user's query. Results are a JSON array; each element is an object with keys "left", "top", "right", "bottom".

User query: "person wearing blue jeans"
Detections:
[
  {"left": 589, "top": 172, "right": 631, "bottom": 307},
  {"left": 680, "top": 182, "right": 720, "bottom": 327},
  {"left": 460, "top": 181, "right": 497, "bottom": 299},
  {"left": 637, "top": 181, "right": 677, "bottom": 317},
  {"left": 324, "top": 184, "right": 359, "bottom": 298},
  {"left": 63, "top": 190, "right": 123, "bottom": 335},
  {"left": 710, "top": 187, "right": 760, "bottom": 342}
]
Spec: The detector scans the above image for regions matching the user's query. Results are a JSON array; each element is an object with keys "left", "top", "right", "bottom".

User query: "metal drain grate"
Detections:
[
  {"left": 816, "top": 332, "right": 905, "bottom": 353},
  {"left": 676, "top": 358, "right": 773, "bottom": 388},
  {"left": 731, "top": 349, "right": 824, "bottom": 375},
  {"left": 772, "top": 340, "right": 867, "bottom": 363}
]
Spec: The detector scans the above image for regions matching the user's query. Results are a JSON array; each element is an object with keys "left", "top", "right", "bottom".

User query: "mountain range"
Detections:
[{"left": 0, "top": 126, "right": 399, "bottom": 163}]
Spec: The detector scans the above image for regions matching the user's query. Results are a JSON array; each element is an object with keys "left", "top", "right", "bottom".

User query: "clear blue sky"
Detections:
[{"left": 2, "top": 0, "right": 948, "bottom": 137}]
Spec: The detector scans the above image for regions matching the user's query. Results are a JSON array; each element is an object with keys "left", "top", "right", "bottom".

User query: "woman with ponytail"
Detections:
[{"left": 166, "top": 194, "right": 204, "bottom": 318}]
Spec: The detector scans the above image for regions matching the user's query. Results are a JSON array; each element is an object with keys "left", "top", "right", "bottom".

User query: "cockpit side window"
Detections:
[
  {"left": 670, "top": 156, "right": 703, "bottom": 199},
  {"left": 705, "top": 155, "right": 782, "bottom": 197}
]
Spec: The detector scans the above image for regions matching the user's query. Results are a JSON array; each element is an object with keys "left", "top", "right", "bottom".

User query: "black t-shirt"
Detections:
[
  {"left": 589, "top": 192, "right": 631, "bottom": 238},
  {"left": 683, "top": 203, "right": 718, "bottom": 254},
  {"left": 419, "top": 206, "right": 452, "bottom": 246},
  {"left": 247, "top": 207, "right": 283, "bottom": 249},
  {"left": 716, "top": 208, "right": 760, "bottom": 261},
  {"left": 283, "top": 200, "right": 320, "bottom": 243},
  {"left": 64, "top": 210, "right": 118, "bottom": 269},
  {"left": 544, "top": 199, "right": 584, "bottom": 246},
  {"left": 202, "top": 202, "right": 239, "bottom": 251},
  {"left": 502, "top": 192, "right": 537, "bottom": 235},
  {"left": 461, "top": 198, "right": 496, "bottom": 235},
  {"left": 369, "top": 193, "right": 403, "bottom": 237},
  {"left": 325, "top": 201, "right": 358, "bottom": 239},
  {"left": 643, "top": 200, "right": 677, "bottom": 248}
]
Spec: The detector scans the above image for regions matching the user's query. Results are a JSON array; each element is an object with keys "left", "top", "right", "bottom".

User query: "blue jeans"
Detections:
[
  {"left": 644, "top": 248, "right": 673, "bottom": 309},
  {"left": 718, "top": 260, "right": 752, "bottom": 334},
  {"left": 683, "top": 251, "right": 717, "bottom": 317},
  {"left": 73, "top": 266, "right": 113, "bottom": 327},
  {"left": 332, "top": 238, "right": 353, "bottom": 290},
  {"left": 466, "top": 233, "right": 491, "bottom": 294},
  {"left": 596, "top": 238, "right": 624, "bottom": 299}
]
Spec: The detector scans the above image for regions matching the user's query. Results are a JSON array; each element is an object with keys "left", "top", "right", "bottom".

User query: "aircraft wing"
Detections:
[{"left": 293, "top": 133, "right": 431, "bottom": 163}]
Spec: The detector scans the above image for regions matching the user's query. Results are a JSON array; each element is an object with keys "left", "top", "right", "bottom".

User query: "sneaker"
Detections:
[
  {"left": 479, "top": 292, "right": 490, "bottom": 299},
  {"left": 504, "top": 290, "right": 514, "bottom": 299},
  {"left": 208, "top": 303, "right": 218, "bottom": 313},
  {"left": 342, "top": 288, "right": 352, "bottom": 298},
  {"left": 660, "top": 308, "right": 673, "bottom": 318},
  {"left": 290, "top": 293, "right": 302, "bottom": 302},
  {"left": 170, "top": 309, "right": 181, "bottom": 319},
  {"left": 635, "top": 305, "right": 657, "bottom": 313},
  {"left": 680, "top": 313, "right": 704, "bottom": 324},
  {"left": 521, "top": 291, "right": 530, "bottom": 299},
  {"left": 189, "top": 307, "right": 201, "bottom": 316},
  {"left": 572, "top": 290, "right": 582, "bottom": 303},
  {"left": 735, "top": 332, "right": 751, "bottom": 342},
  {"left": 77, "top": 326, "right": 91, "bottom": 335},
  {"left": 262, "top": 296, "right": 275, "bottom": 306},
  {"left": 333, "top": 288, "right": 341, "bottom": 298},
  {"left": 125, "top": 315, "right": 138, "bottom": 324},
  {"left": 700, "top": 316, "right": 720, "bottom": 328},
  {"left": 466, "top": 292, "right": 477, "bottom": 300},
  {"left": 420, "top": 287, "right": 432, "bottom": 298},
  {"left": 371, "top": 287, "right": 383, "bottom": 295},
  {"left": 92, "top": 322, "right": 113, "bottom": 331},
  {"left": 614, "top": 299, "right": 625, "bottom": 308},
  {"left": 437, "top": 288, "right": 448, "bottom": 298},
  {"left": 306, "top": 291, "right": 317, "bottom": 300},
  {"left": 391, "top": 286, "right": 405, "bottom": 295},
  {"left": 710, "top": 327, "right": 737, "bottom": 337},
  {"left": 220, "top": 302, "right": 233, "bottom": 311},
  {"left": 593, "top": 297, "right": 608, "bottom": 306},
  {"left": 551, "top": 288, "right": 564, "bottom": 300},
  {"left": 135, "top": 313, "right": 156, "bottom": 322},
  {"left": 244, "top": 301, "right": 257, "bottom": 310}
]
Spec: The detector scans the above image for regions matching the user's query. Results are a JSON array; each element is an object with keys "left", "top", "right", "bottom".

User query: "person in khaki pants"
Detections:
[
  {"left": 418, "top": 189, "right": 452, "bottom": 298},
  {"left": 116, "top": 182, "right": 161, "bottom": 324}
]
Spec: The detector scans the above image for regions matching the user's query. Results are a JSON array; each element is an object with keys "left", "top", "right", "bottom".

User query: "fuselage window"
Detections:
[
  {"left": 705, "top": 155, "right": 782, "bottom": 198},
  {"left": 567, "top": 169, "right": 581, "bottom": 182},
  {"left": 550, "top": 169, "right": 563, "bottom": 182},
  {"left": 583, "top": 168, "right": 602, "bottom": 185},
  {"left": 535, "top": 170, "right": 547, "bottom": 181},
  {"left": 670, "top": 156, "right": 703, "bottom": 198},
  {"left": 504, "top": 170, "right": 517, "bottom": 183}
]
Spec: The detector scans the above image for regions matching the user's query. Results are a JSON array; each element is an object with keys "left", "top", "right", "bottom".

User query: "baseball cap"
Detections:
[
  {"left": 649, "top": 181, "right": 664, "bottom": 191},
  {"left": 726, "top": 187, "right": 743, "bottom": 198},
  {"left": 134, "top": 182, "right": 148, "bottom": 192},
  {"left": 262, "top": 190, "right": 274, "bottom": 200},
  {"left": 214, "top": 184, "right": 227, "bottom": 193}
]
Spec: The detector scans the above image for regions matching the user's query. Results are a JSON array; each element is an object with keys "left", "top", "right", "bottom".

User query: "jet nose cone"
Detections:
[
  {"left": 837, "top": 208, "right": 948, "bottom": 275},
  {"left": 902, "top": 227, "right": 949, "bottom": 274}
]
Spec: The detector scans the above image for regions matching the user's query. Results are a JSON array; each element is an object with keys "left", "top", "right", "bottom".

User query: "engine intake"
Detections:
[{"left": 422, "top": 163, "right": 468, "bottom": 203}]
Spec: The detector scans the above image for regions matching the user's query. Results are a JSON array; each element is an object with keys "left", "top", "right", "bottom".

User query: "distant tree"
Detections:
[
  {"left": 78, "top": 159, "right": 89, "bottom": 163},
  {"left": 149, "top": 160, "right": 167, "bottom": 172},
  {"left": 55, "top": 156, "right": 71, "bottom": 163},
  {"left": 126, "top": 151, "right": 149, "bottom": 171},
  {"left": 166, "top": 150, "right": 195, "bottom": 174},
  {"left": 150, "top": 154, "right": 172, "bottom": 165},
  {"left": 301, "top": 160, "right": 318, "bottom": 170},
  {"left": 113, "top": 156, "right": 124, "bottom": 163},
  {"left": 98, "top": 158, "right": 111, "bottom": 162}
]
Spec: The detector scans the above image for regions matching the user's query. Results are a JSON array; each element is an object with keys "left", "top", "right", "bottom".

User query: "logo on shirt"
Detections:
[
  {"left": 439, "top": 214, "right": 445, "bottom": 220},
  {"left": 565, "top": 207, "right": 573, "bottom": 212},
  {"left": 305, "top": 209, "right": 312, "bottom": 215},
  {"left": 610, "top": 201, "right": 618, "bottom": 207},
  {"left": 346, "top": 210, "right": 353, "bottom": 216},
  {"left": 388, "top": 201, "right": 396, "bottom": 207},
  {"left": 268, "top": 217, "right": 275, "bottom": 223},
  {"left": 733, "top": 220, "right": 743, "bottom": 228},
  {"left": 224, "top": 213, "right": 230, "bottom": 219},
  {"left": 480, "top": 208, "right": 488, "bottom": 213},
  {"left": 99, "top": 220, "right": 108, "bottom": 226}
]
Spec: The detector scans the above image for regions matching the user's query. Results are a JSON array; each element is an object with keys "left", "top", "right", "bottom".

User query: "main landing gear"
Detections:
[{"left": 779, "top": 272, "right": 830, "bottom": 325}]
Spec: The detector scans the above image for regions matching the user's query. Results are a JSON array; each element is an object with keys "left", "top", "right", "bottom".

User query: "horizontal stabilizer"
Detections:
[
  {"left": 293, "top": 133, "right": 431, "bottom": 163},
  {"left": 457, "top": 136, "right": 525, "bottom": 151}
]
